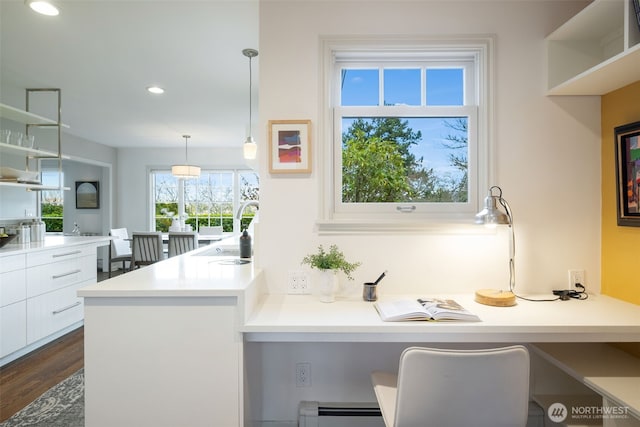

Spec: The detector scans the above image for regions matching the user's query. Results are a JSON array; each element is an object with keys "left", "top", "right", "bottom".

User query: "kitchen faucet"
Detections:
[
  {"left": 236, "top": 201, "right": 259, "bottom": 220},
  {"left": 236, "top": 201, "right": 259, "bottom": 233}
]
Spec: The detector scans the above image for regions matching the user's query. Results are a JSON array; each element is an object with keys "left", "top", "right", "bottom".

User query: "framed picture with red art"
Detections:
[
  {"left": 615, "top": 121, "right": 640, "bottom": 226},
  {"left": 268, "top": 120, "right": 311, "bottom": 174}
]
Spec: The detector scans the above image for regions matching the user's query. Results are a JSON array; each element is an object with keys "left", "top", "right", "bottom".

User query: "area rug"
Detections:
[{"left": 0, "top": 369, "right": 84, "bottom": 427}]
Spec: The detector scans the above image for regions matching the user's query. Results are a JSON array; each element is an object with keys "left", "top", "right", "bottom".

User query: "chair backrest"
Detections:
[
  {"left": 394, "top": 346, "right": 530, "bottom": 427},
  {"left": 168, "top": 232, "right": 198, "bottom": 257},
  {"left": 199, "top": 226, "right": 223, "bottom": 236},
  {"left": 110, "top": 228, "right": 131, "bottom": 257},
  {"left": 131, "top": 232, "right": 164, "bottom": 267}
]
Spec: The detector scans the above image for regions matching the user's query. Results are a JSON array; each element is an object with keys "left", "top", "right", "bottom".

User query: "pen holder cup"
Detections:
[{"left": 363, "top": 282, "right": 377, "bottom": 302}]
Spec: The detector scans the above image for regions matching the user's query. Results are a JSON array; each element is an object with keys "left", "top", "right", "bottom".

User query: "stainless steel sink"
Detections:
[{"left": 194, "top": 246, "right": 240, "bottom": 257}]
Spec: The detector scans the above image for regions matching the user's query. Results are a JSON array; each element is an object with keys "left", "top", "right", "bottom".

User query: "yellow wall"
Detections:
[{"left": 601, "top": 81, "right": 640, "bottom": 305}]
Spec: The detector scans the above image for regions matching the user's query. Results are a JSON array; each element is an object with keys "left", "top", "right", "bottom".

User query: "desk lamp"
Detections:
[{"left": 474, "top": 186, "right": 517, "bottom": 307}]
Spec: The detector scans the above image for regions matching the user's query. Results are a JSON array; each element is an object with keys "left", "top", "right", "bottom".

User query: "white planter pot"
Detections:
[{"left": 318, "top": 270, "right": 338, "bottom": 303}]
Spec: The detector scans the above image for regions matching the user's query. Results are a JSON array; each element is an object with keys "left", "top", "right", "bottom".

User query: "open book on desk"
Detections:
[{"left": 374, "top": 298, "right": 481, "bottom": 322}]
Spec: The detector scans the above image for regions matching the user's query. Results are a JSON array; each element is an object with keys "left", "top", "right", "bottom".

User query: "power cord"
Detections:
[
  {"left": 552, "top": 283, "right": 588, "bottom": 301},
  {"left": 514, "top": 283, "right": 588, "bottom": 302}
]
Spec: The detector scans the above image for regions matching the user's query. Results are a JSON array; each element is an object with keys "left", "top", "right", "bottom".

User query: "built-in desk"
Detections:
[
  {"left": 243, "top": 293, "right": 640, "bottom": 343},
  {"left": 79, "top": 250, "right": 640, "bottom": 427}
]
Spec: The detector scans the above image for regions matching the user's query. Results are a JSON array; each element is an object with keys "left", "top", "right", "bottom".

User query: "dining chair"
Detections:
[
  {"left": 168, "top": 231, "right": 199, "bottom": 257},
  {"left": 109, "top": 228, "right": 132, "bottom": 278},
  {"left": 371, "top": 345, "right": 530, "bottom": 427},
  {"left": 131, "top": 232, "right": 164, "bottom": 270}
]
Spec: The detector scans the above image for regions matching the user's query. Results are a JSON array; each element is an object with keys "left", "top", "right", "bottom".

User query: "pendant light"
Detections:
[
  {"left": 172, "top": 135, "right": 201, "bottom": 179},
  {"left": 242, "top": 48, "right": 258, "bottom": 160}
]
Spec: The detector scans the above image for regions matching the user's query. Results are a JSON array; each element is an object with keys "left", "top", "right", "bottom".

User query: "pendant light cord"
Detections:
[
  {"left": 183, "top": 135, "right": 190, "bottom": 163},
  {"left": 248, "top": 54, "right": 253, "bottom": 139}
]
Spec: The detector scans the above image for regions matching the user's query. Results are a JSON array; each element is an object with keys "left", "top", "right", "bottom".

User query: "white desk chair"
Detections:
[
  {"left": 131, "top": 232, "right": 164, "bottom": 270},
  {"left": 168, "top": 231, "right": 198, "bottom": 257},
  {"left": 109, "top": 228, "right": 132, "bottom": 278},
  {"left": 199, "top": 226, "right": 223, "bottom": 235},
  {"left": 371, "top": 345, "right": 530, "bottom": 427}
]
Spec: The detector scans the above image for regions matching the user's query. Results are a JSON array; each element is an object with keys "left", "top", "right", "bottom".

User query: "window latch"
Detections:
[{"left": 396, "top": 205, "right": 416, "bottom": 213}]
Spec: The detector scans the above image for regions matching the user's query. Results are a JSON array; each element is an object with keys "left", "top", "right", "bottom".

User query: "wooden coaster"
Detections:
[{"left": 475, "top": 289, "right": 517, "bottom": 307}]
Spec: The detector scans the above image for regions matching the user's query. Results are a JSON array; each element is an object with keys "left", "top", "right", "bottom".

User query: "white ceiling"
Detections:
[{"left": 0, "top": 0, "right": 259, "bottom": 149}]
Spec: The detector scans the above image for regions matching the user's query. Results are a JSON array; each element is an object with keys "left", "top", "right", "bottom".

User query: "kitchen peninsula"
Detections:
[
  {"left": 0, "top": 235, "right": 110, "bottom": 365},
  {"left": 78, "top": 243, "right": 640, "bottom": 427}
]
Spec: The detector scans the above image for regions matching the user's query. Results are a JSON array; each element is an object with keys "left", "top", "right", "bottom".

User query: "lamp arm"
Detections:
[{"left": 499, "top": 196, "right": 515, "bottom": 292}]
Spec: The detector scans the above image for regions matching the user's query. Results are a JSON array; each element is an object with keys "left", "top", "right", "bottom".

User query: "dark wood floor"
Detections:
[
  {"left": 0, "top": 325, "right": 84, "bottom": 422},
  {"left": 0, "top": 268, "right": 125, "bottom": 422}
]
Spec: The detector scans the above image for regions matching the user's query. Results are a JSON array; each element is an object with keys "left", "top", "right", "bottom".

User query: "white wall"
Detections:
[
  {"left": 257, "top": 0, "right": 599, "bottom": 297},
  {"left": 253, "top": 0, "right": 599, "bottom": 422}
]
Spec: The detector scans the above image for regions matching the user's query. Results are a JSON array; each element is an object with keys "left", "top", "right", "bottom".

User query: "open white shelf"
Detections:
[
  {"left": 0, "top": 102, "right": 69, "bottom": 128},
  {"left": 0, "top": 141, "right": 67, "bottom": 159},
  {"left": 0, "top": 90, "right": 67, "bottom": 192},
  {"left": 546, "top": 0, "right": 640, "bottom": 95}
]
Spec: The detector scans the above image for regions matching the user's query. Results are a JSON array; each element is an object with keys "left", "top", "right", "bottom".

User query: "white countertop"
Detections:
[
  {"left": 78, "top": 242, "right": 261, "bottom": 298},
  {"left": 0, "top": 234, "right": 111, "bottom": 256},
  {"left": 242, "top": 293, "right": 640, "bottom": 343}
]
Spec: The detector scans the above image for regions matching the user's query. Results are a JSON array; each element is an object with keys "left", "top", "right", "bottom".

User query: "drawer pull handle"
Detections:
[
  {"left": 52, "top": 269, "right": 81, "bottom": 279},
  {"left": 52, "top": 301, "right": 81, "bottom": 315},
  {"left": 52, "top": 250, "right": 82, "bottom": 258}
]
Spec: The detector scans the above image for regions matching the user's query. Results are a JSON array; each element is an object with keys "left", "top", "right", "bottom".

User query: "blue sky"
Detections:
[{"left": 341, "top": 68, "right": 467, "bottom": 180}]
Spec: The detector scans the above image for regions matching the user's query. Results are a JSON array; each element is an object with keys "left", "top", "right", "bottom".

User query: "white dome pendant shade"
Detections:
[
  {"left": 242, "top": 48, "right": 258, "bottom": 160},
  {"left": 172, "top": 135, "right": 200, "bottom": 179}
]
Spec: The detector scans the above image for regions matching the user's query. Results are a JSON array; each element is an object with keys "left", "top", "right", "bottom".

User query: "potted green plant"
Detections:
[{"left": 302, "top": 245, "right": 361, "bottom": 302}]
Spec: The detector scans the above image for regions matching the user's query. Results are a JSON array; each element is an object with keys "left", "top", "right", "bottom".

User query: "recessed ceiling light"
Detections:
[
  {"left": 146, "top": 86, "right": 165, "bottom": 94},
  {"left": 25, "top": 0, "right": 59, "bottom": 16}
]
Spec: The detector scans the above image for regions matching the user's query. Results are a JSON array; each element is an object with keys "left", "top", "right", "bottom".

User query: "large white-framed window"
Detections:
[
  {"left": 319, "top": 37, "right": 493, "bottom": 232},
  {"left": 150, "top": 169, "right": 258, "bottom": 233}
]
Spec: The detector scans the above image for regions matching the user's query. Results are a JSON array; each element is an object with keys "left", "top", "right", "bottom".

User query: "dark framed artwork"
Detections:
[
  {"left": 615, "top": 121, "right": 640, "bottom": 226},
  {"left": 75, "top": 181, "right": 100, "bottom": 209}
]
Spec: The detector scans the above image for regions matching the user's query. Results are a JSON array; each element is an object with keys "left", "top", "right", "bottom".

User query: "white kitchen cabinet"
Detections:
[
  {"left": 546, "top": 0, "right": 640, "bottom": 95},
  {"left": 25, "top": 245, "right": 95, "bottom": 344},
  {"left": 0, "top": 301, "right": 26, "bottom": 357},
  {"left": 0, "top": 253, "right": 26, "bottom": 306},
  {"left": 27, "top": 280, "right": 88, "bottom": 344},
  {"left": 0, "top": 240, "right": 101, "bottom": 365},
  {"left": 0, "top": 253, "right": 27, "bottom": 358}
]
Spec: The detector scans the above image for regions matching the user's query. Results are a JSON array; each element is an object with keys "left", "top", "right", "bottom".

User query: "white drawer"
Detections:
[
  {"left": 27, "top": 244, "right": 96, "bottom": 268},
  {"left": 27, "top": 281, "right": 86, "bottom": 344},
  {"left": 1, "top": 301, "right": 26, "bottom": 358},
  {"left": 26, "top": 255, "right": 95, "bottom": 298},
  {"left": 0, "top": 269, "right": 26, "bottom": 307},
  {"left": 0, "top": 253, "right": 26, "bottom": 272}
]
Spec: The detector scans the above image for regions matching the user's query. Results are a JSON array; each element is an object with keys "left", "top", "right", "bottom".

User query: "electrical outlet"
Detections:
[
  {"left": 287, "top": 270, "right": 310, "bottom": 294},
  {"left": 568, "top": 269, "right": 585, "bottom": 290},
  {"left": 295, "top": 362, "right": 311, "bottom": 387}
]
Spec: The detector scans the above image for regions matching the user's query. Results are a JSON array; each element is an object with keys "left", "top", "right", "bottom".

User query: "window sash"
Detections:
[
  {"left": 338, "top": 60, "right": 476, "bottom": 107},
  {"left": 333, "top": 106, "right": 478, "bottom": 216}
]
